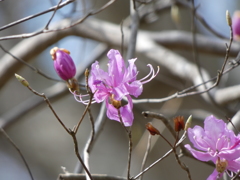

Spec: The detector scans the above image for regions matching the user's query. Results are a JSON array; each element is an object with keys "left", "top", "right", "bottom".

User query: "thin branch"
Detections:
[
  {"left": 142, "top": 111, "right": 176, "bottom": 138},
  {"left": 75, "top": 103, "right": 107, "bottom": 173},
  {"left": 58, "top": 174, "right": 127, "bottom": 180},
  {"left": 131, "top": 131, "right": 187, "bottom": 180},
  {"left": 172, "top": 132, "right": 192, "bottom": 180},
  {"left": 26, "top": 86, "right": 70, "bottom": 133},
  {"left": 0, "top": 128, "right": 34, "bottom": 180},
  {"left": 231, "top": 171, "right": 240, "bottom": 180},
  {"left": 175, "top": 0, "right": 227, "bottom": 39},
  {"left": 45, "top": 0, "right": 63, "bottom": 29},
  {"left": 25, "top": 84, "right": 93, "bottom": 179},
  {"left": 0, "top": 44, "right": 61, "bottom": 82},
  {"left": 69, "top": 130, "right": 93, "bottom": 180},
  {"left": 139, "top": 134, "right": 152, "bottom": 180},
  {"left": 73, "top": 92, "right": 94, "bottom": 134},
  {"left": 117, "top": 109, "right": 132, "bottom": 180},
  {"left": 0, "top": 0, "right": 76, "bottom": 32},
  {"left": 0, "top": 0, "right": 116, "bottom": 41}
]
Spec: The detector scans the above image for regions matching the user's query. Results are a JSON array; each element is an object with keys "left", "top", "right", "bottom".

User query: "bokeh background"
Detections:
[{"left": 0, "top": 0, "right": 240, "bottom": 179}]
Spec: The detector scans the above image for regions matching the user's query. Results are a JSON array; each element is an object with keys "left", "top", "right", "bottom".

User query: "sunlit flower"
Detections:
[
  {"left": 50, "top": 47, "right": 76, "bottom": 81},
  {"left": 232, "top": 11, "right": 240, "bottom": 40},
  {"left": 72, "top": 49, "right": 159, "bottom": 126},
  {"left": 185, "top": 115, "right": 240, "bottom": 180}
]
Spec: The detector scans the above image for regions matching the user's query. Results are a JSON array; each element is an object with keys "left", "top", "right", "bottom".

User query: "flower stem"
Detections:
[{"left": 117, "top": 109, "right": 132, "bottom": 180}]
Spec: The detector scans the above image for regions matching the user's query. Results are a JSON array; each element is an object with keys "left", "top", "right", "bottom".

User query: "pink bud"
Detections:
[
  {"left": 50, "top": 47, "right": 76, "bottom": 81},
  {"left": 232, "top": 11, "right": 240, "bottom": 40}
]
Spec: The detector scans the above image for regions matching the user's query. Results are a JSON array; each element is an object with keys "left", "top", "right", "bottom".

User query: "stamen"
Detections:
[
  {"left": 140, "top": 65, "right": 160, "bottom": 84},
  {"left": 69, "top": 88, "right": 96, "bottom": 104}
]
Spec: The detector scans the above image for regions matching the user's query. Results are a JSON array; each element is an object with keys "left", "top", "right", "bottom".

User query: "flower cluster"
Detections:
[
  {"left": 73, "top": 49, "right": 159, "bottom": 126},
  {"left": 185, "top": 115, "right": 240, "bottom": 180}
]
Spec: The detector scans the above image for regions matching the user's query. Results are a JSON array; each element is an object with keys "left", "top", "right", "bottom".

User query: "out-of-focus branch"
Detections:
[
  {"left": 126, "top": 0, "right": 139, "bottom": 60},
  {"left": 0, "top": 0, "right": 76, "bottom": 31},
  {"left": 1, "top": 18, "right": 239, "bottom": 90},
  {"left": 149, "top": 31, "right": 240, "bottom": 57},
  {"left": 75, "top": 103, "right": 107, "bottom": 173},
  {"left": 214, "top": 85, "right": 240, "bottom": 105},
  {"left": 0, "top": 0, "right": 116, "bottom": 41},
  {"left": 2, "top": 18, "right": 240, "bottom": 106}
]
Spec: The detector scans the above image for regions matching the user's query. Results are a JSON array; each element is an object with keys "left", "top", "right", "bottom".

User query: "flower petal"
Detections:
[
  {"left": 107, "top": 49, "right": 125, "bottom": 86},
  {"left": 184, "top": 144, "right": 214, "bottom": 161},
  {"left": 106, "top": 95, "right": 134, "bottom": 126},
  {"left": 207, "top": 169, "right": 222, "bottom": 180},
  {"left": 125, "top": 80, "right": 143, "bottom": 98}
]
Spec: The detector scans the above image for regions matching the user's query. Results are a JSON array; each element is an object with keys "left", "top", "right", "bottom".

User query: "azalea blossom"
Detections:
[
  {"left": 72, "top": 49, "right": 159, "bottom": 126},
  {"left": 185, "top": 115, "right": 240, "bottom": 180}
]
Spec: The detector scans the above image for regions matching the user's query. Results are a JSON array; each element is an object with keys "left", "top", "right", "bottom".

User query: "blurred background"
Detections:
[{"left": 0, "top": 0, "right": 240, "bottom": 179}]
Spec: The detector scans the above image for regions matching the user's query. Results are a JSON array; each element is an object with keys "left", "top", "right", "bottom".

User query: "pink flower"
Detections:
[
  {"left": 73, "top": 49, "right": 159, "bottom": 126},
  {"left": 185, "top": 115, "right": 240, "bottom": 180},
  {"left": 50, "top": 47, "right": 76, "bottom": 80},
  {"left": 232, "top": 11, "right": 240, "bottom": 40}
]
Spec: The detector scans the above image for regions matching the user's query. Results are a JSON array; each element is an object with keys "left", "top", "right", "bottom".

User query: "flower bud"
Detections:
[
  {"left": 174, "top": 116, "right": 185, "bottom": 132},
  {"left": 50, "top": 47, "right": 76, "bottom": 81},
  {"left": 216, "top": 158, "right": 228, "bottom": 173},
  {"left": 184, "top": 115, "right": 192, "bottom": 131},
  {"left": 232, "top": 10, "right": 240, "bottom": 40},
  {"left": 15, "top": 73, "right": 29, "bottom": 87},
  {"left": 146, "top": 122, "right": 160, "bottom": 135},
  {"left": 67, "top": 78, "right": 80, "bottom": 94},
  {"left": 226, "top": 10, "right": 232, "bottom": 26}
]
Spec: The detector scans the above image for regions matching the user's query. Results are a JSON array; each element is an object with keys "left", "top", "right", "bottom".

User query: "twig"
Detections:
[
  {"left": 0, "top": 0, "right": 76, "bottom": 31},
  {"left": 45, "top": 0, "right": 63, "bottom": 29},
  {"left": 58, "top": 174, "right": 127, "bottom": 180},
  {"left": 131, "top": 131, "right": 187, "bottom": 180},
  {"left": 172, "top": 132, "right": 192, "bottom": 180},
  {"left": 69, "top": 130, "right": 93, "bottom": 180},
  {"left": 0, "top": 44, "right": 61, "bottom": 82},
  {"left": 73, "top": 92, "right": 94, "bottom": 134},
  {"left": 231, "top": 171, "right": 240, "bottom": 180},
  {"left": 175, "top": 0, "right": 227, "bottom": 39},
  {"left": 0, "top": 128, "right": 34, "bottom": 180},
  {"left": 131, "top": 52, "right": 236, "bottom": 105},
  {"left": 142, "top": 111, "right": 176, "bottom": 138},
  {"left": 27, "top": 86, "right": 70, "bottom": 133},
  {"left": 75, "top": 103, "right": 107, "bottom": 173},
  {"left": 0, "top": 0, "right": 116, "bottom": 41},
  {"left": 25, "top": 84, "right": 93, "bottom": 179},
  {"left": 139, "top": 134, "right": 152, "bottom": 180}
]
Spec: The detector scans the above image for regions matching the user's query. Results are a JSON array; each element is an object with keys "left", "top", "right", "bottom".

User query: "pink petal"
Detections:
[
  {"left": 106, "top": 95, "right": 134, "bottom": 126},
  {"left": 125, "top": 80, "right": 143, "bottom": 98},
  {"left": 184, "top": 144, "right": 214, "bottom": 161},
  {"left": 207, "top": 169, "right": 222, "bottom": 180}
]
